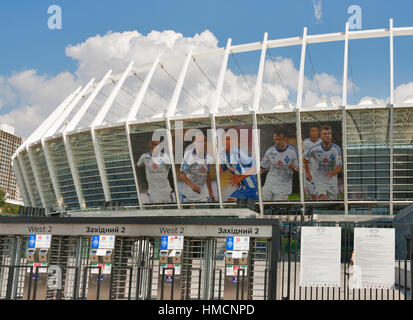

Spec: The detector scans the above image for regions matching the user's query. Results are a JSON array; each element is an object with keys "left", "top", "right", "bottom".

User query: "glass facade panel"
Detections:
[
  {"left": 31, "top": 144, "right": 58, "bottom": 211},
  {"left": 346, "top": 108, "right": 390, "bottom": 201},
  {"left": 96, "top": 127, "right": 138, "bottom": 206},
  {"left": 46, "top": 138, "right": 80, "bottom": 210},
  {"left": 393, "top": 107, "right": 413, "bottom": 200},
  {"left": 20, "top": 151, "right": 42, "bottom": 208},
  {"left": 69, "top": 132, "right": 105, "bottom": 208}
]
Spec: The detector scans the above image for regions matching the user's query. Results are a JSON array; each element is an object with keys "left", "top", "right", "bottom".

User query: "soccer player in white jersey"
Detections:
[
  {"left": 180, "top": 132, "right": 216, "bottom": 203},
  {"left": 303, "top": 125, "right": 342, "bottom": 200},
  {"left": 302, "top": 126, "right": 322, "bottom": 200},
  {"left": 260, "top": 128, "right": 298, "bottom": 201},
  {"left": 136, "top": 138, "right": 174, "bottom": 204}
]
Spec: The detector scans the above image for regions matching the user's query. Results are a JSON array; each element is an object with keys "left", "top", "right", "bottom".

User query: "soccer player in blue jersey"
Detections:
[
  {"left": 303, "top": 125, "right": 342, "bottom": 200},
  {"left": 219, "top": 134, "right": 258, "bottom": 202}
]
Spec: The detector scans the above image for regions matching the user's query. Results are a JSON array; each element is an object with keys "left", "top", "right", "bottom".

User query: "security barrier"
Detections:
[
  {"left": 0, "top": 216, "right": 411, "bottom": 300},
  {"left": 0, "top": 216, "right": 278, "bottom": 300}
]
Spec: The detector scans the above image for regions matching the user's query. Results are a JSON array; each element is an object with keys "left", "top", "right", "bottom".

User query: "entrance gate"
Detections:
[
  {"left": 0, "top": 216, "right": 411, "bottom": 300},
  {"left": 0, "top": 216, "right": 278, "bottom": 300}
]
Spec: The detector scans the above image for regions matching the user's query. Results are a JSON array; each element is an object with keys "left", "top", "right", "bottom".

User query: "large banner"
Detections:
[
  {"left": 301, "top": 118, "right": 344, "bottom": 201},
  {"left": 172, "top": 124, "right": 219, "bottom": 204},
  {"left": 129, "top": 128, "right": 176, "bottom": 205},
  {"left": 215, "top": 124, "right": 258, "bottom": 203},
  {"left": 259, "top": 122, "right": 300, "bottom": 202}
]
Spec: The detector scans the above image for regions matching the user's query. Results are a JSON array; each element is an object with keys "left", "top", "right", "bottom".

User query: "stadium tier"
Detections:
[{"left": 11, "top": 24, "right": 413, "bottom": 216}]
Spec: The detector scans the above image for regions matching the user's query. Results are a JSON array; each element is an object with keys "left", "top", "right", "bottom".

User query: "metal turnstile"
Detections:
[
  {"left": 223, "top": 237, "right": 250, "bottom": 300},
  {"left": 86, "top": 235, "right": 115, "bottom": 300},
  {"left": 157, "top": 236, "right": 183, "bottom": 300}
]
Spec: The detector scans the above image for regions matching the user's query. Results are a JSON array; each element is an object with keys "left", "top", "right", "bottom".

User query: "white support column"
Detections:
[
  {"left": 125, "top": 121, "right": 144, "bottom": 209},
  {"left": 296, "top": 27, "right": 307, "bottom": 214},
  {"left": 15, "top": 87, "right": 81, "bottom": 154},
  {"left": 211, "top": 39, "right": 232, "bottom": 114},
  {"left": 252, "top": 111, "right": 264, "bottom": 215},
  {"left": 42, "top": 139, "right": 64, "bottom": 211},
  {"left": 90, "top": 128, "right": 111, "bottom": 202},
  {"left": 91, "top": 62, "right": 134, "bottom": 127},
  {"left": 210, "top": 113, "right": 224, "bottom": 209},
  {"left": 165, "top": 117, "right": 182, "bottom": 209},
  {"left": 26, "top": 146, "right": 47, "bottom": 210},
  {"left": 12, "top": 157, "right": 31, "bottom": 207},
  {"left": 65, "top": 70, "right": 113, "bottom": 132},
  {"left": 389, "top": 106, "right": 394, "bottom": 216},
  {"left": 296, "top": 27, "right": 307, "bottom": 109},
  {"left": 128, "top": 53, "right": 162, "bottom": 121},
  {"left": 389, "top": 18, "right": 395, "bottom": 215},
  {"left": 63, "top": 133, "right": 86, "bottom": 209},
  {"left": 17, "top": 155, "right": 36, "bottom": 207},
  {"left": 342, "top": 23, "right": 350, "bottom": 106},
  {"left": 389, "top": 18, "right": 395, "bottom": 105},
  {"left": 252, "top": 33, "right": 268, "bottom": 111},
  {"left": 44, "top": 79, "right": 95, "bottom": 138},
  {"left": 342, "top": 107, "right": 348, "bottom": 214},
  {"left": 166, "top": 47, "right": 194, "bottom": 117},
  {"left": 342, "top": 23, "right": 350, "bottom": 214}
]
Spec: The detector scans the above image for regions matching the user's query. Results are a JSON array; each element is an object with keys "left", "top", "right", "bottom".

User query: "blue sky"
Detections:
[
  {"left": 1, "top": 0, "right": 413, "bottom": 136},
  {"left": 0, "top": 1, "right": 411, "bottom": 76}
]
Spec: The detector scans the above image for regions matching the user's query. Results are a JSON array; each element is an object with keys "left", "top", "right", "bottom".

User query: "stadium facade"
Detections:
[{"left": 11, "top": 21, "right": 413, "bottom": 217}]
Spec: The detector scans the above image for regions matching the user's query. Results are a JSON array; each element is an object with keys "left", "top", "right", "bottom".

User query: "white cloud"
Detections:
[
  {"left": 313, "top": 0, "right": 322, "bottom": 23},
  {"left": 395, "top": 82, "right": 413, "bottom": 103},
  {"left": 2, "top": 28, "right": 404, "bottom": 139}
]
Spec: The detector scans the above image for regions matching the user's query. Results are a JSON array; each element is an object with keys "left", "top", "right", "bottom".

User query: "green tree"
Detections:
[{"left": 0, "top": 188, "right": 5, "bottom": 208}]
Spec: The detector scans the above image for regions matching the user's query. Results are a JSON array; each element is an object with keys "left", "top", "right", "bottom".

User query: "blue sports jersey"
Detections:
[{"left": 220, "top": 147, "right": 258, "bottom": 195}]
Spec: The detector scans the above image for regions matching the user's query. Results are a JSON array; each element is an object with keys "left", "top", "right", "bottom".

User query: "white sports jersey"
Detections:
[
  {"left": 304, "top": 143, "right": 342, "bottom": 186},
  {"left": 303, "top": 138, "right": 321, "bottom": 175},
  {"left": 260, "top": 144, "right": 298, "bottom": 194},
  {"left": 180, "top": 149, "right": 214, "bottom": 187},
  {"left": 180, "top": 149, "right": 214, "bottom": 202},
  {"left": 137, "top": 152, "right": 172, "bottom": 194}
]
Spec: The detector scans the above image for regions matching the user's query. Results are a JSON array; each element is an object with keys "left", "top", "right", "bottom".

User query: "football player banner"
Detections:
[
  {"left": 129, "top": 129, "right": 176, "bottom": 204},
  {"left": 301, "top": 120, "right": 344, "bottom": 201},
  {"left": 172, "top": 126, "right": 218, "bottom": 204},
  {"left": 258, "top": 123, "right": 300, "bottom": 202},
  {"left": 216, "top": 125, "right": 258, "bottom": 203}
]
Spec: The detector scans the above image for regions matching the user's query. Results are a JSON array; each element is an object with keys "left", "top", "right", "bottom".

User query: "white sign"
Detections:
[
  {"left": 35, "top": 234, "right": 52, "bottom": 248},
  {"left": 167, "top": 236, "right": 184, "bottom": 250},
  {"left": 300, "top": 227, "right": 341, "bottom": 287},
  {"left": 353, "top": 228, "right": 395, "bottom": 289},
  {"left": 160, "top": 264, "right": 181, "bottom": 275},
  {"left": 232, "top": 251, "right": 243, "bottom": 259},
  {"left": 225, "top": 265, "right": 247, "bottom": 276},
  {"left": 233, "top": 237, "right": 249, "bottom": 251},
  {"left": 95, "top": 235, "right": 115, "bottom": 249},
  {"left": 91, "top": 263, "right": 112, "bottom": 275}
]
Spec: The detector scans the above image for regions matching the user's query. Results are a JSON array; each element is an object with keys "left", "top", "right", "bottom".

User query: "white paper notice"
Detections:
[
  {"left": 300, "top": 227, "right": 341, "bottom": 287},
  {"left": 353, "top": 228, "right": 395, "bottom": 289}
]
